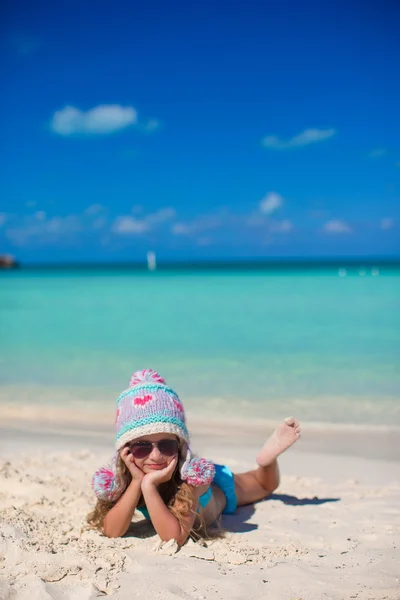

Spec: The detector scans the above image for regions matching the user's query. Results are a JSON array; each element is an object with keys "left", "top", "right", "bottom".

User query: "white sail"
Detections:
[{"left": 147, "top": 251, "right": 156, "bottom": 271}]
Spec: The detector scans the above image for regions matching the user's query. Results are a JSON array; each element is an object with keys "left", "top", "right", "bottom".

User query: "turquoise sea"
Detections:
[{"left": 0, "top": 266, "right": 399, "bottom": 425}]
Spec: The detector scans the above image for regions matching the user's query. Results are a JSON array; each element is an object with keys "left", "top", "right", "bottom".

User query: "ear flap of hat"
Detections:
[{"left": 178, "top": 440, "right": 191, "bottom": 477}]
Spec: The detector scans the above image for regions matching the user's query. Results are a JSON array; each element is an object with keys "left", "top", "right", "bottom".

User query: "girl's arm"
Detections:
[
  {"left": 141, "top": 479, "right": 198, "bottom": 546},
  {"left": 103, "top": 447, "right": 145, "bottom": 538},
  {"left": 103, "top": 478, "right": 142, "bottom": 538}
]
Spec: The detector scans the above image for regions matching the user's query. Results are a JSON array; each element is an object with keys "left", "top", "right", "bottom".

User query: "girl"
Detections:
[{"left": 87, "top": 369, "right": 300, "bottom": 546}]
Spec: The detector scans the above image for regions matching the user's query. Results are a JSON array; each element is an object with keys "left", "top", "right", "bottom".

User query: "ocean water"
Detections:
[{"left": 0, "top": 266, "right": 399, "bottom": 425}]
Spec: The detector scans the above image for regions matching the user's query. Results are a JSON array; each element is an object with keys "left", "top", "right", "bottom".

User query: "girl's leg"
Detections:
[{"left": 234, "top": 418, "right": 301, "bottom": 506}]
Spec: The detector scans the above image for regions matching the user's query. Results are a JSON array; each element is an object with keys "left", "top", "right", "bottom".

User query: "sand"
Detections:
[{"left": 0, "top": 413, "right": 399, "bottom": 600}]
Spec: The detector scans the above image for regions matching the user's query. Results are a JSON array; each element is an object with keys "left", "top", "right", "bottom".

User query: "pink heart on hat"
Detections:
[
  {"left": 173, "top": 399, "right": 184, "bottom": 412},
  {"left": 133, "top": 394, "right": 153, "bottom": 406}
]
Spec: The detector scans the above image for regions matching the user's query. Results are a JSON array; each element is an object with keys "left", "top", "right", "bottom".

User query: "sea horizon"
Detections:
[{"left": 3, "top": 256, "right": 400, "bottom": 271}]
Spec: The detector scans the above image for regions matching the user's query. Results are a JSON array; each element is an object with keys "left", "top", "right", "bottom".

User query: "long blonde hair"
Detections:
[{"left": 87, "top": 454, "right": 221, "bottom": 541}]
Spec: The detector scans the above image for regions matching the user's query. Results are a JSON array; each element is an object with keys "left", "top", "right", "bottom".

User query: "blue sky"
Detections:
[{"left": 0, "top": 0, "right": 399, "bottom": 263}]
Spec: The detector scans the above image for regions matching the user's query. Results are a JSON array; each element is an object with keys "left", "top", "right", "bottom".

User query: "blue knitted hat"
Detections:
[{"left": 115, "top": 369, "right": 190, "bottom": 451}]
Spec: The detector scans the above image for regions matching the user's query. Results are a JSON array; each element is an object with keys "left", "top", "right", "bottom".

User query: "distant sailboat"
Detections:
[{"left": 147, "top": 251, "right": 157, "bottom": 271}]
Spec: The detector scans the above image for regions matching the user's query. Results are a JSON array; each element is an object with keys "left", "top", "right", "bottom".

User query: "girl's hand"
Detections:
[
  {"left": 141, "top": 456, "right": 178, "bottom": 488},
  {"left": 120, "top": 447, "right": 145, "bottom": 482}
]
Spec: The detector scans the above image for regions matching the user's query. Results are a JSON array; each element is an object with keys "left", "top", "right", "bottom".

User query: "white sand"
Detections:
[{"left": 0, "top": 416, "right": 399, "bottom": 600}]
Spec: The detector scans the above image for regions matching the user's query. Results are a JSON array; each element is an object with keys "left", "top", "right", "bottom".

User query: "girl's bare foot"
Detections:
[{"left": 256, "top": 417, "right": 301, "bottom": 467}]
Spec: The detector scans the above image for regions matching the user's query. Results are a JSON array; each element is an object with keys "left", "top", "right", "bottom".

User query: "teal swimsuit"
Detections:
[{"left": 137, "top": 463, "right": 237, "bottom": 521}]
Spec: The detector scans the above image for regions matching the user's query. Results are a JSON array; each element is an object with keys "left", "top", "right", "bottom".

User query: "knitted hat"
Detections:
[
  {"left": 115, "top": 368, "right": 190, "bottom": 452},
  {"left": 92, "top": 369, "right": 215, "bottom": 502}
]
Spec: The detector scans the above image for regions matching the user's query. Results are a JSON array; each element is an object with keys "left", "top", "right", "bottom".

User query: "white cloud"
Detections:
[
  {"left": 246, "top": 192, "right": 289, "bottom": 229},
  {"left": 323, "top": 220, "right": 352, "bottom": 234},
  {"left": 112, "top": 208, "right": 175, "bottom": 235},
  {"left": 45, "top": 216, "right": 81, "bottom": 234},
  {"left": 380, "top": 217, "right": 394, "bottom": 230},
  {"left": 369, "top": 148, "right": 387, "bottom": 158},
  {"left": 247, "top": 194, "right": 292, "bottom": 232},
  {"left": 260, "top": 192, "right": 284, "bottom": 215},
  {"left": 262, "top": 128, "right": 336, "bottom": 149},
  {"left": 171, "top": 213, "right": 225, "bottom": 237},
  {"left": 172, "top": 223, "right": 192, "bottom": 235},
  {"left": 270, "top": 219, "right": 293, "bottom": 233},
  {"left": 112, "top": 216, "right": 148, "bottom": 235},
  {"left": 4, "top": 205, "right": 176, "bottom": 246},
  {"left": 5, "top": 214, "right": 82, "bottom": 246},
  {"left": 51, "top": 105, "right": 138, "bottom": 136},
  {"left": 146, "top": 208, "right": 176, "bottom": 226},
  {"left": 83, "top": 204, "right": 107, "bottom": 229}
]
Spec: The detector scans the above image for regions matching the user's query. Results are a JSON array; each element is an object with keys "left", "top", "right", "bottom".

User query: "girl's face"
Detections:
[{"left": 129, "top": 432, "right": 179, "bottom": 474}]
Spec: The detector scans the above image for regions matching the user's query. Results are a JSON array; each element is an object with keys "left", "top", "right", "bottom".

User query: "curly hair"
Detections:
[{"left": 86, "top": 454, "right": 223, "bottom": 541}]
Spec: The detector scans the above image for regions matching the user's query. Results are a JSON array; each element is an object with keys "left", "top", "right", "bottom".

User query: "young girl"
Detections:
[{"left": 87, "top": 369, "right": 300, "bottom": 546}]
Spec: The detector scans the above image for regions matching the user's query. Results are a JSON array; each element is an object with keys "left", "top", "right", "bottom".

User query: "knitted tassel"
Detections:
[
  {"left": 129, "top": 369, "right": 166, "bottom": 387},
  {"left": 91, "top": 456, "right": 125, "bottom": 502},
  {"left": 181, "top": 457, "right": 215, "bottom": 487}
]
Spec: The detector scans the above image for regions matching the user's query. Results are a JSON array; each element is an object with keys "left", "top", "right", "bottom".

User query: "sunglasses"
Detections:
[{"left": 128, "top": 439, "right": 180, "bottom": 459}]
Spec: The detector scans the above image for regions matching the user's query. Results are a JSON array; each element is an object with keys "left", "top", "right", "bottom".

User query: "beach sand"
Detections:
[{"left": 0, "top": 411, "right": 399, "bottom": 600}]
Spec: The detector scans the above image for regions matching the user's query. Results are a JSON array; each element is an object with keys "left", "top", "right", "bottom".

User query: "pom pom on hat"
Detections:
[
  {"left": 91, "top": 457, "right": 125, "bottom": 502},
  {"left": 181, "top": 457, "right": 215, "bottom": 487},
  {"left": 129, "top": 369, "right": 166, "bottom": 388}
]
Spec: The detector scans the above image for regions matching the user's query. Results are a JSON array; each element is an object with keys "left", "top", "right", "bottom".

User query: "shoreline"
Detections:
[
  {"left": 2, "top": 410, "right": 400, "bottom": 464},
  {"left": 1, "top": 378, "right": 399, "bottom": 429},
  {"left": 1, "top": 401, "right": 400, "bottom": 433}
]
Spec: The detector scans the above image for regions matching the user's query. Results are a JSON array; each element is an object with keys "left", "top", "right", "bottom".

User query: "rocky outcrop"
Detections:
[{"left": 0, "top": 255, "right": 18, "bottom": 268}]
